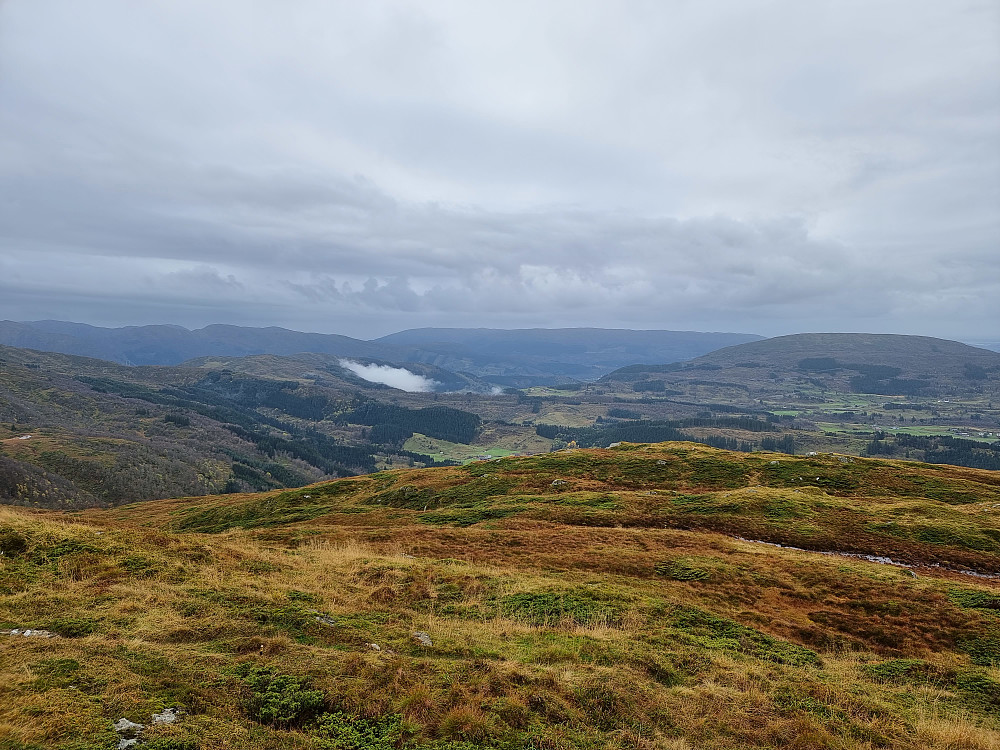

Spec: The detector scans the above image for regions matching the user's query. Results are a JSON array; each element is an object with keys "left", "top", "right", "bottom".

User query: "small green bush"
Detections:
[
  {"left": 235, "top": 664, "right": 325, "bottom": 728},
  {"left": 315, "top": 712, "right": 403, "bottom": 750}
]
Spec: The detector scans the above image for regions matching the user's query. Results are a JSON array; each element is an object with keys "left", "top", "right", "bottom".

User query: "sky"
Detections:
[{"left": 0, "top": 0, "right": 998, "bottom": 341}]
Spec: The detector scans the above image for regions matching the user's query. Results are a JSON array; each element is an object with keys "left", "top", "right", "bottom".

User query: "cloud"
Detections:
[
  {"left": 0, "top": 1, "right": 996, "bottom": 339},
  {"left": 339, "top": 359, "right": 440, "bottom": 392}
]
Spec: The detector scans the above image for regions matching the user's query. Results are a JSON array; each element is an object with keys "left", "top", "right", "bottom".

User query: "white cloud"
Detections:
[{"left": 339, "top": 359, "right": 440, "bottom": 392}]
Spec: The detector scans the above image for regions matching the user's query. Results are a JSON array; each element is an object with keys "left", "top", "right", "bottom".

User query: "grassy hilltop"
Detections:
[{"left": 1, "top": 442, "right": 999, "bottom": 749}]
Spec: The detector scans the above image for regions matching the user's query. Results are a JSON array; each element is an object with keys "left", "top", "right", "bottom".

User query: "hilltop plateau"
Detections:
[{"left": 1, "top": 443, "right": 999, "bottom": 749}]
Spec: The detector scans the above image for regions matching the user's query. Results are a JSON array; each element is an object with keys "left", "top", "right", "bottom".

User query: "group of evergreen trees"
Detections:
[
  {"left": 536, "top": 416, "right": 793, "bottom": 455},
  {"left": 340, "top": 402, "right": 481, "bottom": 445},
  {"left": 864, "top": 432, "right": 1000, "bottom": 470}
]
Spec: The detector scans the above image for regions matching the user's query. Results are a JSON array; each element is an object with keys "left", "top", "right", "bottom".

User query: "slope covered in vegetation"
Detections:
[{"left": 1, "top": 443, "right": 998, "bottom": 749}]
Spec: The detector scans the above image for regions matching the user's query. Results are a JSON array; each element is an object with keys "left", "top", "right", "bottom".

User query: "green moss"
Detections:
[
  {"left": 500, "top": 590, "right": 622, "bottom": 627},
  {"left": 533, "top": 492, "right": 620, "bottom": 510},
  {"left": 947, "top": 588, "right": 1000, "bottom": 610},
  {"left": 862, "top": 659, "right": 948, "bottom": 684},
  {"left": 913, "top": 524, "right": 998, "bottom": 552},
  {"left": 670, "top": 493, "right": 744, "bottom": 515},
  {"left": 112, "top": 646, "right": 172, "bottom": 678},
  {"left": 0, "top": 527, "right": 28, "bottom": 557},
  {"left": 688, "top": 457, "right": 750, "bottom": 488},
  {"left": 119, "top": 555, "right": 159, "bottom": 576},
  {"left": 955, "top": 671, "right": 1000, "bottom": 710},
  {"left": 654, "top": 559, "right": 710, "bottom": 581},
  {"left": 142, "top": 741, "right": 200, "bottom": 750},
  {"left": 771, "top": 686, "right": 841, "bottom": 719},
  {"left": 958, "top": 636, "right": 1000, "bottom": 667},
  {"left": 30, "top": 658, "right": 106, "bottom": 698},
  {"left": 369, "top": 484, "right": 436, "bottom": 509},
  {"left": 672, "top": 606, "right": 821, "bottom": 667},
  {"left": 759, "top": 459, "right": 862, "bottom": 493},
  {"left": 435, "top": 477, "right": 519, "bottom": 505},
  {"left": 762, "top": 497, "right": 808, "bottom": 520}
]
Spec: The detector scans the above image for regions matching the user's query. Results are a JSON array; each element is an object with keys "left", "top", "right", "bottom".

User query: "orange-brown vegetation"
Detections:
[{"left": 1, "top": 442, "right": 998, "bottom": 748}]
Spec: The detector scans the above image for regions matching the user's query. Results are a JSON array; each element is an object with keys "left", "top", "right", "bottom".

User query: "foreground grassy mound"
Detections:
[
  {"left": 125, "top": 442, "right": 1000, "bottom": 576},
  {"left": 1, "top": 442, "right": 998, "bottom": 749}
]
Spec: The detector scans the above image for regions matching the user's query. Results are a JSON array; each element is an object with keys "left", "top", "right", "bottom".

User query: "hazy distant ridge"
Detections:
[{"left": 0, "top": 321, "right": 762, "bottom": 380}]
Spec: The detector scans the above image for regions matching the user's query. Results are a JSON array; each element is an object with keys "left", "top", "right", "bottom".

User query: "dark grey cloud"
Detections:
[{"left": 0, "top": 0, "right": 997, "bottom": 340}]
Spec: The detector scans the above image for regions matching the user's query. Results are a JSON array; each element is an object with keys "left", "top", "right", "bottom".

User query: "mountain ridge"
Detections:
[
  {"left": 601, "top": 332, "right": 1000, "bottom": 398},
  {"left": 0, "top": 321, "right": 765, "bottom": 383}
]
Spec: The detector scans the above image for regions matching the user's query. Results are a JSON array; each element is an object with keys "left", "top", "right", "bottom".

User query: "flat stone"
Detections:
[
  {"left": 151, "top": 707, "right": 183, "bottom": 725},
  {"left": 113, "top": 718, "right": 144, "bottom": 738},
  {"left": 2, "top": 628, "right": 57, "bottom": 638},
  {"left": 412, "top": 631, "right": 433, "bottom": 647}
]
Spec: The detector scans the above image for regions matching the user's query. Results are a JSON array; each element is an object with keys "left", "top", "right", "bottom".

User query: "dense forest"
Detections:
[
  {"left": 339, "top": 402, "right": 482, "bottom": 445},
  {"left": 864, "top": 432, "right": 1000, "bottom": 471}
]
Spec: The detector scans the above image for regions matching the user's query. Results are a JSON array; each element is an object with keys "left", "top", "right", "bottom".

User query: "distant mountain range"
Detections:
[
  {"left": 0, "top": 321, "right": 763, "bottom": 383},
  {"left": 602, "top": 332, "right": 1000, "bottom": 397},
  {"left": 374, "top": 327, "right": 764, "bottom": 383}
]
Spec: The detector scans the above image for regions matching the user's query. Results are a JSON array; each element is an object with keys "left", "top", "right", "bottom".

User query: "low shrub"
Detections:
[
  {"left": 235, "top": 664, "right": 325, "bottom": 728},
  {"left": 315, "top": 712, "right": 404, "bottom": 750}
]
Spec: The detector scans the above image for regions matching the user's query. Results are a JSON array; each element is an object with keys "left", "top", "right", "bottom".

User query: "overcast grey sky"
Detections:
[{"left": 1, "top": 0, "right": 997, "bottom": 340}]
